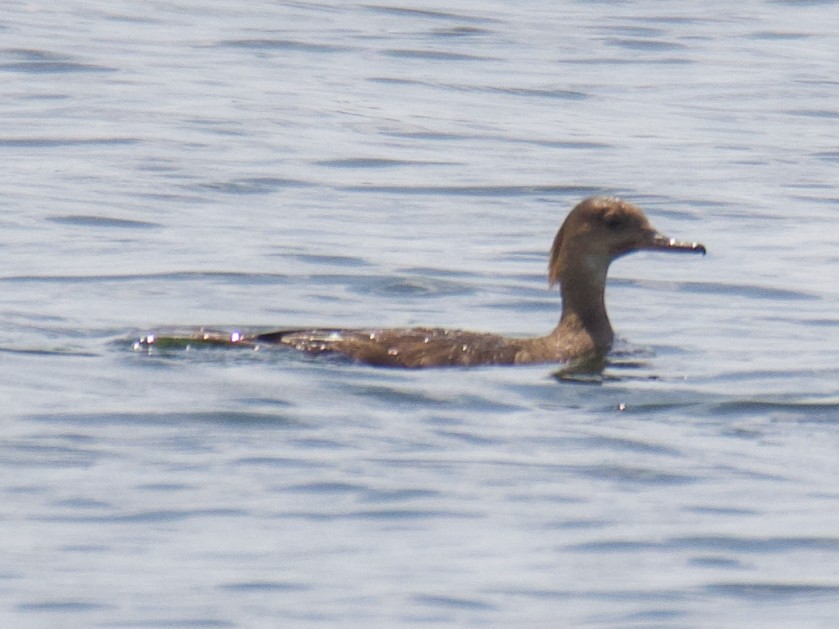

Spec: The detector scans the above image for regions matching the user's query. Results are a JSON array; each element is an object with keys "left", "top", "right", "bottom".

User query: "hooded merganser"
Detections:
[{"left": 138, "top": 197, "right": 705, "bottom": 367}]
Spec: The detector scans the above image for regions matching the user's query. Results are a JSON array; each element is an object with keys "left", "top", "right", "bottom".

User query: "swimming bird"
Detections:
[{"left": 138, "top": 197, "right": 705, "bottom": 367}]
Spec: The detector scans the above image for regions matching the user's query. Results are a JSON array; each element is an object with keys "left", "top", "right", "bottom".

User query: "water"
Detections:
[{"left": 2, "top": 1, "right": 839, "bottom": 627}]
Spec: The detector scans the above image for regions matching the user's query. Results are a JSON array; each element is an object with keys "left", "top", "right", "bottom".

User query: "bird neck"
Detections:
[{"left": 554, "top": 259, "right": 614, "bottom": 352}]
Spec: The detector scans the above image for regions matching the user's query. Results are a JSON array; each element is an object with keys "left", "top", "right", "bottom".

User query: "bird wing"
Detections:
[{"left": 263, "top": 327, "right": 521, "bottom": 367}]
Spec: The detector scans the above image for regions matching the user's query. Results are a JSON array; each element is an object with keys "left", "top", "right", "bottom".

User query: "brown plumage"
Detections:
[{"left": 138, "top": 197, "right": 705, "bottom": 367}]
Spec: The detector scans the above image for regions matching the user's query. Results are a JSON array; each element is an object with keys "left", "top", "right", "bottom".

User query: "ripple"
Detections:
[
  {"left": 575, "top": 464, "right": 697, "bottom": 485},
  {"left": 350, "top": 508, "right": 460, "bottom": 520},
  {"left": 815, "top": 150, "right": 839, "bottom": 162},
  {"left": 431, "top": 429, "right": 501, "bottom": 446},
  {"left": 48, "top": 215, "right": 160, "bottom": 229},
  {"left": 0, "top": 346, "right": 98, "bottom": 357},
  {"left": 201, "top": 177, "right": 313, "bottom": 194},
  {"left": 31, "top": 410, "right": 300, "bottom": 427},
  {"left": 52, "top": 497, "right": 112, "bottom": 509},
  {"left": 349, "top": 384, "right": 525, "bottom": 414},
  {"left": 688, "top": 556, "right": 743, "bottom": 568},
  {"left": 583, "top": 435, "right": 682, "bottom": 457},
  {"left": 627, "top": 278, "right": 820, "bottom": 301},
  {"left": 605, "top": 38, "right": 688, "bottom": 52},
  {"left": 569, "top": 535, "right": 839, "bottom": 558},
  {"left": 413, "top": 594, "right": 497, "bottom": 611},
  {"left": 705, "top": 582, "right": 839, "bottom": 599},
  {"left": 785, "top": 109, "right": 839, "bottom": 119},
  {"left": 444, "top": 84, "right": 588, "bottom": 100},
  {"left": 569, "top": 539, "right": 664, "bottom": 553},
  {"left": 235, "top": 456, "right": 322, "bottom": 469},
  {"left": 707, "top": 399, "right": 839, "bottom": 423},
  {"left": 107, "top": 620, "right": 235, "bottom": 628},
  {"left": 287, "top": 481, "right": 366, "bottom": 494},
  {"left": 218, "top": 39, "right": 351, "bottom": 53},
  {"left": 676, "top": 535, "right": 839, "bottom": 553},
  {"left": 770, "top": 0, "right": 839, "bottom": 5},
  {"left": 36, "top": 507, "right": 245, "bottom": 524},
  {"left": 1, "top": 441, "right": 105, "bottom": 469},
  {"left": 284, "top": 508, "right": 475, "bottom": 522},
  {"left": 289, "top": 437, "right": 349, "bottom": 450},
  {"left": 316, "top": 157, "right": 447, "bottom": 168},
  {"left": 1, "top": 47, "right": 114, "bottom": 73},
  {"left": 339, "top": 184, "right": 603, "bottom": 197},
  {"left": 364, "top": 5, "right": 497, "bottom": 24},
  {"left": 347, "top": 275, "right": 475, "bottom": 298},
  {"left": 0, "top": 271, "right": 292, "bottom": 286},
  {"left": 398, "top": 266, "right": 483, "bottom": 281},
  {"left": 17, "top": 600, "right": 110, "bottom": 612},
  {"left": 620, "top": 609, "right": 685, "bottom": 622},
  {"left": 569, "top": 56, "right": 692, "bottom": 66},
  {"left": 382, "top": 49, "right": 496, "bottom": 62},
  {"left": 280, "top": 252, "right": 373, "bottom": 267},
  {"left": 1, "top": 61, "right": 115, "bottom": 73},
  {"left": 750, "top": 31, "right": 810, "bottom": 40},
  {"left": 0, "top": 137, "right": 137, "bottom": 147},
  {"left": 219, "top": 581, "right": 309, "bottom": 592},
  {"left": 431, "top": 26, "right": 495, "bottom": 38},
  {"left": 538, "top": 140, "right": 612, "bottom": 150},
  {"left": 363, "top": 487, "right": 440, "bottom": 503}
]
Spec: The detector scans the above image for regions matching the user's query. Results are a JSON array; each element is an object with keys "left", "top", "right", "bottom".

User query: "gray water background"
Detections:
[{"left": 2, "top": 1, "right": 839, "bottom": 627}]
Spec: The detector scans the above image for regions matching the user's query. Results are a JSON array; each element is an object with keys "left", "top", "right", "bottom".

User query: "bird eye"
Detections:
[{"left": 604, "top": 214, "right": 623, "bottom": 231}]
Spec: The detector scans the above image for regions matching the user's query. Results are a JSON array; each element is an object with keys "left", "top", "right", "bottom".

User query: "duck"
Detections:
[{"left": 137, "top": 197, "right": 705, "bottom": 367}]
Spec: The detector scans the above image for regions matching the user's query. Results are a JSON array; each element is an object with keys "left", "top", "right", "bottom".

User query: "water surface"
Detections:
[{"left": 2, "top": 1, "right": 839, "bottom": 627}]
